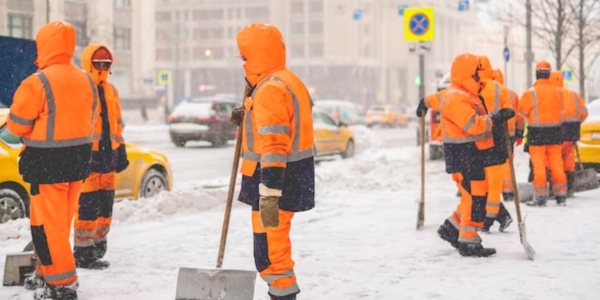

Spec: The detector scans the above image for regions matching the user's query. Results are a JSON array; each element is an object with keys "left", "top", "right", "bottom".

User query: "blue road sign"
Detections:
[
  {"left": 353, "top": 9, "right": 362, "bottom": 21},
  {"left": 503, "top": 47, "right": 510, "bottom": 62},
  {"left": 562, "top": 70, "right": 574, "bottom": 82},
  {"left": 459, "top": 0, "right": 470, "bottom": 11},
  {"left": 409, "top": 13, "right": 430, "bottom": 36},
  {"left": 399, "top": 5, "right": 409, "bottom": 16}
]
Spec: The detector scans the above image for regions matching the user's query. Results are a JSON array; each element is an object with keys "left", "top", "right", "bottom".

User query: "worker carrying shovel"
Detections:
[{"left": 232, "top": 23, "right": 316, "bottom": 300}]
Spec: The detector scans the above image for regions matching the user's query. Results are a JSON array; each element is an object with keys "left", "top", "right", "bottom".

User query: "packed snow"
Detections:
[{"left": 1, "top": 126, "right": 599, "bottom": 300}]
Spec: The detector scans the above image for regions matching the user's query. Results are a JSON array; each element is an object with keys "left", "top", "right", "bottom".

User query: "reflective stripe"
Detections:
[
  {"left": 8, "top": 113, "right": 35, "bottom": 125},
  {"left": 571, "top": 90, "right": 580, "bottom": 117},
  {"left": 94, "top": 237, "right": 107, "bottom": 243},
  {"left": 453, "top": 211, "right": 461, "bottom": 220},
  {"left": 93, "top": 134, "right": 117, "bottom": 141},
  {"left": 43, "top": 269, "right": 77, "bottom": 283},
  {"left": 448, "top": 216, "right": 479, "bottom": 233},
  {"left": 530, "top": 88, "right": 539, "bottom": 124},
  {"left": 503, "top": 181, "right": 513, "bottom": 185},
  {"left": 437, "top": 93, "right": 441, "bottom": 106},
  {"left": 259, "top": 125, "right": 290, "bottom": 136},
  {"left": 115, "top": 137, "right": 124, "bottom": 142},
  {"left": 443, "top": 131, "right": 493, "bottom": 144},
  {"left": 74, "top": 230, "right": 95, "bottom": 238},
  {"left": 261, "top": 153, "right": 288, "bottom": 164},
  {"left": 117, "top": 118, "right": 123, "bottom": 124},
  {"left": 494, "top": 81, "right": 500, "bottom": 112},
  {"left": 486, "top": 213, "right": 498, "bottom": 218},
  {"left": 503, "top": 189, "right": 513, "bottom": 193},
  {"left": 85, "top": 71, "right": 99, "bottom": 127},
  {"left": 448, "top": 216, "right": 460, "bottom": 229},
  {"left": 462, "top": 116, "right": 477, "bottom": 132},
  {"left": 562, "top": 118, "right": 579, "bottom": 123},
  {"left": 37, "top": 72, "right": 56, "bottom": 142},
  {"left": 245, "top": 110, "right": 257, "bottom": 161},
  {"left": 484, "top": 115, "right": 492, "bottom": 132},
  {"left": 287, "top": 148, "right": 314, "bottom": 162},
  {"left": 74, "top": 239, "right": 95, "bottom": 247},
  {"left": 486, "top": 202, "right": 501, "bottom": 208},
  {"left": 581, "top": 108, "right": 588, "bottom": 114},
  {"left": 458, "top": 235, "right": 482, "bottom": 244},
  {"left": 23, "top": 136, "right": 92, "bottom": 148},
  {"left": 528, "top": 122, "right": 562, "bottom": 128},
  {"left": 554, "top": 191, "right": 567, "bottom": 197},
  {"left": 97, "top": 226, "right": 110, "bottom": 234},
  {"left": 553, "top": 183, "right": 567, "bottom": 190},
  {"left": 509, "top": 129, "right": 516, "bottom": 136},
  {"left": 243, "top": 151, "right": 261, "bottom": 161},
  {"left": 269, "top": 282, "right": 300, "bottom": 297},
  {"left": 263, "top": 270, "right": 295, "bottom": 283}
]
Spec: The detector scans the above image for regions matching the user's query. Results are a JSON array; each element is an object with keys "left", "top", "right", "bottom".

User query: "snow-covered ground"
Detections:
[{"left": 1, "top": 126, "right": 600, "bottom": 300}]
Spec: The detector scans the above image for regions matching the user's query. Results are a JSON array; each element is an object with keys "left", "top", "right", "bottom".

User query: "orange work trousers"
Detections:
[
  {"left": 502, "top": 156, "right": 514, "bottom": 194},
  {"left": 485, "top": 164, "right": 504, "bottom": 219},
  {"left": 252, "top": 210, "right": 300, "bottom": 298},
  {"left": 562, "top": 142, "right": 575, "bottom": 172},
  {"left": 530, "top": 145, "right": 567, "bottom": 199},
  {"left": 30, "top": 181, "right": 83, "bottom": 288},
  {"left": 447, "top": 168, "right": 488, "bottom": 244},
  {"left": 73, "top": 172, "right": 116, "bottom": 263}
]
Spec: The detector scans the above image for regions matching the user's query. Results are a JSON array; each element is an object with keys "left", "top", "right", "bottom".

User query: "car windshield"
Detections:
[
  {"left": 0, "top": 125, "right": 22, "bottom": 146},
  {"left": 173, "top": 101, "right": 214, "bottom": 117},
  {"left": 588, "top": 101, "right": 600, "bottom": 117}
]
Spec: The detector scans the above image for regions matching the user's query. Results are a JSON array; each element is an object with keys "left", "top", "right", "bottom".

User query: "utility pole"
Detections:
[
  {"left": 504, "top": 25, "right": 509, "bottom": 86},
  {"left": 46, "top": 0, "right": 50, "bottom": 23},
  {"left": 525, "top": 0, "right": 533, "bottom": 87}
]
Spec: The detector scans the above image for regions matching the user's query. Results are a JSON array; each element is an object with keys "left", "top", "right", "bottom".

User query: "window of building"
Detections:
[
  {"left": 213, "top": 28, "right": 224, "bottom": 39},
  {"left": 309, "top": 21, "right": 322, "bottom": 34},
  {"left": 156, "top": 29, "right": 168, "bottom": 41},
  {"left": 184, "top": 11, "right": 189, "bottom": 21},
  {"left": 228, "top": 8, "right": 233, "bottom": 20},
  {"left": 291, "top": 44, "right": 304, "bottom": 58},
  {"left": 193, "top": 28, "right": 210, "bottom": 40},
  {"left": 212, "top": 9, "right": 224, "bottom": 20},
  {"left": 156, "top": 11, "right": 172, "bottom": 22},
  {"left": 70, "top": 21, "right": 87, "bottom": 47},
  {"left": 309, "top": 0, "right": 323, "bottom": 13},
  {"left": 193, "top": 10, "right": 210, "bottom": 20},
  {"left": 236, "top": 8, "right": 242, "bottom": 19},
  {"left": 291, "top": 22, "right": 304, "bottom": 35},
  {"left": 309, "top": 43, "right": 323, "bottom": 57},
  {"left": 156, "top": 48, "right": 172, "bottom": 61},
  {"left": 7, "top": 14, "right": 32, "bottom": 39},
  {"left": 114, "top": 27, "right": 131, "bottom": 51},
  {"left": 115, "top": 0, "right": 131, "bottom": 9},
  {"left": 246, "top": 7, "right": 269, "bottom": 21},
  {"left": 290, "top": 1, "right": 303, "bottom": 14}
]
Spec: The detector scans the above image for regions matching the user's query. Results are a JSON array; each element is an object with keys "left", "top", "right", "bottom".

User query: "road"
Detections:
[{"left": 123, "top": 123, "right": 418, "bottom": 189}]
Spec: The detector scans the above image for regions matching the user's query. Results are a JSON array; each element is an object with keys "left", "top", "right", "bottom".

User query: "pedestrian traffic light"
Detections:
[{"left": 415, "top": 76, "right": 422, "bottom": 86}]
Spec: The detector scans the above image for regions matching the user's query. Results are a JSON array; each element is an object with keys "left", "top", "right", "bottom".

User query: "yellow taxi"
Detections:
[
  {"left": 577, "top": 100, "right": 600, "bottom": 171},
  {"left": 366, "top": 104, "right": 408, "bottom": 127},
  {"left": 313, "top": 108, "right": 355, "bottom": 158},
  {"left": 0, "top": 108, "right": 173, "bottom": 224}
]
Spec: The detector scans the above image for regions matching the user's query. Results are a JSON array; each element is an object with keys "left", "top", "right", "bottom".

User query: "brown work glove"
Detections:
[
  {"left": 230, "top": 107, "right": 245, "bottom": 126},
  {"left": 259, "top": 196, "right": 280, "bottom": 228}
]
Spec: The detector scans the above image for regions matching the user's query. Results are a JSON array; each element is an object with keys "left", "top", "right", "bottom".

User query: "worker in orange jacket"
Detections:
[
  {"left": 7, "top": 21, "right": 97, "bottom": 300},
  {"left": 416, "top": 88, "right": 447, "bottom": 115},
  {"left": 492, "top": 69, "right": 525, "bottom": 201},
  {"left": 236, "top": 23, "right": 315, "bottom": 300},
  {"left": 550, "top": 71, "right": 589, "bottom": 197},
  {"left": 73, "top": 44, "right": 129, "bottom": 269},
  {"left": 437, "top": 53, "right": 515, "bottom": 257},
  {"left": 477, "top": 57, "right": 513, "bottom": 233},
  {"left": 519, "top": 62, "right": 568, "bottom": 206}
]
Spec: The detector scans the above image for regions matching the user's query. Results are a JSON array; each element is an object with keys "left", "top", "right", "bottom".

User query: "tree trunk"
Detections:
[
  {"left": 578, "top": 0, "right": 586, "bottom": 101},
  {"left": 555, "top": 0, "right": 564, "bottom": 69}
]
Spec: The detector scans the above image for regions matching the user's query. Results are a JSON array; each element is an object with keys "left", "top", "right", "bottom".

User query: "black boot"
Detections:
[
  {"left": 34, "top": 282, "right": 78, "bottom": 300},
  {"left": 438, "top": 221, "right": 459, "bottom": 249},
  {"left": 458, "top": 242, "right": 496, "bottom": 257},
  {"left": 94, "top": 240, "right": 107, "bottom": 260},
  {"left": 77, "top": 259, "right": 110, "bottom": 270},
  {"left": 556, "top": 195, "right": 567, "bottom": 206},
  {"left": 528, "top": 195, "right": 548, "bottom": 207},
  {"left": 24, "top": 270, "right": 45, "bottom": 291},
  {"left": 482, "top": 217, "right": 495, "bottom": 233},
  {"left": 496, "top": 203, "right": 513, "bottom": 232},
  {"left": 502, "top": 192, "right": 514, "bottom": 202},
  {"left": 270, "top": 293, "right": 297, "bottom": 300},
  {"left": 566, "top": 172, "right": 575, "bottom": 198}
]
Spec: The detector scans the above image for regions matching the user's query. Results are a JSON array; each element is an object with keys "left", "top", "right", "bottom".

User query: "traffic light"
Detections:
[{"left": 415, "top": 76, "right": 422, "bottom": 86}]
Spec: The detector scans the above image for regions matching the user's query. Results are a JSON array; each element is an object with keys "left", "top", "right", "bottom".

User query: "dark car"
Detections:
[{"left": 168, "top": 97, "right": 239, "bottom": 147}]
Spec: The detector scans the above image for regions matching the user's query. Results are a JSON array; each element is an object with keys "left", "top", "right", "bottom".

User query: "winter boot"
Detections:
[
  {"left": 77, "top": 259, "right": 110, "bottom": 270},
  {"left": 496, "top": 203, "right": 513, "bottom": 232},
  {"left": 34, "top": 282, "right": 78, "bottom": 300},
  {"left": 566, "top": 172, "right": 575, "bottom": 198},
  {"left": 502, "top": 192, "right": 514, "bottom": 202},
  {"left": 437, "top": 221, "right": 459, "bottom": 249},
  {"left": 94, "top": 240, "right": 107, "bottom": 260},
  {"left": 556, "top": 195, "right": 567, "bottom": 206},
  {"left": 458, "top": 242, "right": 496, "bottom": 257},
  {"left": 481, "top": 217, "right": 495, "bottom": 233},
  {"left": 269, "top": 293, "right": 297, "bottom": 300},
  {"left": 528, "top": 195, "right": 548, "bottom": 207},
  {"left": 24, "top": 270, "right": 45, "bottom": 291}
]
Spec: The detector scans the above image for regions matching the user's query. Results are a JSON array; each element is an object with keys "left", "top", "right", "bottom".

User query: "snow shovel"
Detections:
[
  {"left": 416, "top": 114, "right": 425, "bottom": 230},
  {"left": 175, "top": 99, "right": 257, "bottom": 300},
  {"left": 505, "top": 125, "right": 535, "bottom": 260},
  {"left": 572, "top": 143, "right": 600, "bottom": 193},
  {"left": 3, "top": 241, "right": 36, "bottom": 286}
]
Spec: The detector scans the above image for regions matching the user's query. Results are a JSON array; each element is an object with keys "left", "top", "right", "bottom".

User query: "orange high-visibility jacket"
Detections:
[
  {"left": 8, "top": 21, "right": 97, "bottom": 184},
  {"left": 492, "top": 68, "right": 524, "bottom": 137},
  {"left": 519, "top": 78, "right": 563, "bottom": 145},
  {"left": 550, "top": 71, "right": 589, "bottom": 141},
  {"left": 479, "top": 57, "right": 514, "bottom": 136},
  {"left": 424, "top": 89, "right": 447, "bottom": 110},
  {"left": 237, "top": 23, "right": 315, "bottom": 213}
]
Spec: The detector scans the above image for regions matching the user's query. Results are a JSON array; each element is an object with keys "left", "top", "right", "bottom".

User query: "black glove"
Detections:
[
  {"left": 491, "top": 108, "right": 515, "bottom": 124},
  {"left": 116, "top": 143, "right": 130, "bottom": 173},
  {"left": 230, "top": 107, "right": 245, "bottom": 127},
  {"left": 416, "top": 98, "right": 428, "bottom": 118}
]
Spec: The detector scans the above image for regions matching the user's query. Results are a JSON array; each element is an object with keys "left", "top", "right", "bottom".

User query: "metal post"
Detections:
[
  {"left": 418, "top": 50, "right": 425, "bottom": 100},
  {"left": 504, "top": 25, "right": 509, "bottom": 86},
  {"left": 46, "top": 0, "right": 50, "bottom": 23},
  {"left": 526, "top": 0, "right": 533, "bottom": 87}
]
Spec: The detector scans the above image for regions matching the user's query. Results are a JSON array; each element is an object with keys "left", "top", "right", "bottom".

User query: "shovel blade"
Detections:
[
  {"left": 3, "top": 251, "right": 36, "bottom": 286},
  {"left": 416, "top": 199, "right": 425, "bottom": 230},
  {"left": 573, "top": 169, "right": 600, "bottom": 193},
  {"left": 519, "top": 216, "right": 536, "bottom": 260},
  {"left": 175, "top": 267, "right": 257, "bottom": 300},
  {"left": 517, "top": 183, "right": 534, "bottom": 203}
]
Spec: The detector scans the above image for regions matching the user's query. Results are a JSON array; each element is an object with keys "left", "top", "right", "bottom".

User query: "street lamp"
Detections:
[{"left": 205, "top": 49, "right": 212, "bottom": 57}]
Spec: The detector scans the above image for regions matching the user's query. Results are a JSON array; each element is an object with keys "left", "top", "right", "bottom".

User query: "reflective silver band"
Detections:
[
  {"left": 74, "top": 239, "right": 95, "bottom": 247},
  {"left": 553, "top": 183, "right": 567, "bottom": 190},
  {"left": 74, "top": 230, "right": 95, "bottom": 238},
  {"left": 494, "top": 81, "right": 500, "bottom": 112},
  {"left": 245, "top": 111, "right": 255, "bottom": 154},
  {"left": 8, "top": 113, "right": 35, "bottom": 125},
  {"left": 530, "top": 88, "right": 539, "bottom": 124},
  {"left": 96, "top": 226, "right": 110, "bottom": 235},
  {"left": 484, "top": 115, "right": 492, "bottom": 132},
  {"left": 115, "top": 137, "right": 124, "bottom": 142},
  {"left": 43, "top": 269, "right": 77, "bottom": 283},
  {"left": 23, "top": 136, "right": 92, "bottom": 148},
  {"left": 263, "top": 270, "right": 295, "bottom": 283},
  {"left": 117, "top": 118, "right": 123, "bottom": 124},
  {"left": 261, "top": 153, "right": 288, "bottom": 164},
  {"left": 92, "top": 134, "right": 117, "bottom": 141},
  {"left": 259, "top": 125, "right": 290, "bottom": 136},
  {"left": 463, "top": 116, "right": 476, "bottom": 132},
  {"left": 269, "top": 282, "right": 300, "bottom": 297},
  {"left": 562, "top": 118, "right": 579, "bottom": 123},
  {"left": 486, "top": 213, "right": 498, "bottom": 218},
  {"left": 443, "top": 131, "right": 493, "bottom": 144},
  {"left": 287, "top": 148, "right": 314, "bottom": 162},
  {"left": 486, "top": 202, "right": 501, "bottom": 208},
  {"left": 458, "top": 235, "right": 482, "bottom": 244},
  {"left": 528, "top": 123, "right": 562, "bottom": 128},
  {"left": 243, "top": 151, "right": 261, "bottom": 162},
  {"left": 571, "top": 90, "right": 580, "bottom": 115},
  {"left": 94, "top": 237, "right": 107, "bottom": 243},
  {"left": 36, "top": 72, "right": 56, "bottom": 142}
]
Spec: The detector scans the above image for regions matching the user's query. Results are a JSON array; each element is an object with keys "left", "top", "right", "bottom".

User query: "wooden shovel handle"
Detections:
[
  {"left": 575, "top": 142, "right": 584, "bottom": 171},
  {"left": 504, "top": 124, "right": 524, "bottom": 241}
]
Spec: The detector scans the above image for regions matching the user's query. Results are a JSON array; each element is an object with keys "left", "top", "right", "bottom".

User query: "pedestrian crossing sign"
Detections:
[
  {"left": 404, "top": 7, "right": 435, "bottom": 42},
  {"left": 561, "top": 67, "right": 575, "bottom": 84},
  {"left": 157, "top": 70, "right": 172, "bottom": 86}
]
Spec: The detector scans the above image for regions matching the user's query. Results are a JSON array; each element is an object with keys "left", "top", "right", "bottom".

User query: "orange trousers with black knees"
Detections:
[
  {"left": 30, "top": 181, "right": 82, "bottom": 287},
  {"left": 530, "top": 145, "right": 567, "bottom": 199},
  {"left": 562, "top": 142, "right": 575, "bottom": 172},
  {"left": 485, "top": 164, "right": 503, "bottom": 219},
  {"left": 447, "top": 168, "right": 488, "bottom": 244},
  {"left": 73, "top": 172, "right": 116, "bottom": 262},
  {"left": 502, "top": 156, "right": 514, "bottom": 194},
  {"left": 252, "top": 210, "right": 300, "bottom": 298}
]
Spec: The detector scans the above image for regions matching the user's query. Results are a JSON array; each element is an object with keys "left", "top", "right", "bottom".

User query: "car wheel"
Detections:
[
  {"left": 139, "top": 169, "right": 168, "bottom": 199},
  {"left": 0, "top": 189, "right": 26, "bottom": 224},
  {"left": 211, "top": 136, "right": 228, "bottom": 147},
  {"left": 172, "top": 138, "right": 187, "bottom": 148},
  {"left": 341, "top": 139, "right": 355, "bottom": 159}
]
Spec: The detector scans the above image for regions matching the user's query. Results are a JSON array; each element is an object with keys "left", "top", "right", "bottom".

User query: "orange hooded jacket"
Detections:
[
  {"left": 478, "top": 57, "right": 514, "bottom": 135},
  {"left": 550, "top": 71, "right": 588, "bottom": 141},
  {"left": 237, "top": 23, "right": 315, "bottom": 212},
  {"left": 493, "top": 69, "right": 524, "bottom": 137},
  {"left": 441, "top": 54, "right": 494, "bottom": 173},
  {"left": 8, "top": 21, "right": 98, "bottom": 184}
]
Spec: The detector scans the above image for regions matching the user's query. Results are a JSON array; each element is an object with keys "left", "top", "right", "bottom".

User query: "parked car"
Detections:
[
  {"left": 0, "top": 109, "right": 173, "bottom": 224},
  {"left": 577, "top": 99, "right": 600, "bottom": 172},
  {"left": 313, "top": 108, "right": 355, "bottom": 158},
  {"left": 168, "top": 97, "right": 239, "bottom": 147},
  {"left": 366, "top": 104, "right": 408, "bottom": 127},
  {"left": 314, "top": 100, "right": 367, "bottom": 126}
]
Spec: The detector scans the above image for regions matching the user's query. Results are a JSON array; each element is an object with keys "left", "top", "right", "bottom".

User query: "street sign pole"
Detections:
[
  {"left": 504, "top": 25, "right": 509, "bottom": 86},
  {"left": 419, "top": 44, "right": 425, "bottom": 100}
]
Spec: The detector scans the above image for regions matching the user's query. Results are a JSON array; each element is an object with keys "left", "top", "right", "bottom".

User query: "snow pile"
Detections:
[
  {"left": 348, "top": 125, "right": 383, "bottom": 151},
  {"left": 0, "top": 218, "right": 30, "bottom": 242},
  {"left": 112, "top": 187, "right": 229, "bottom": 224}
]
